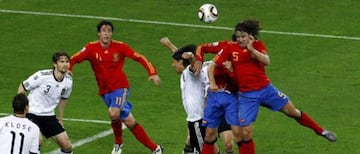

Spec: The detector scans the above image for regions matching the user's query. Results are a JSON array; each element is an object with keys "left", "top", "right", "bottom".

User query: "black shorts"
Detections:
[
  {"left": 26, "top": 113, "right": 65, "bottom": 138},
  {"left": 218, "top": 116, "right": 231, "bottom": 134},
  {"left": 188, "top": 119, "right": 206, "bottom": 152}
]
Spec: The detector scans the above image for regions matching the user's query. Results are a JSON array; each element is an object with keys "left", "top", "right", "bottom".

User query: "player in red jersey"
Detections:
[
  {"left": 160, "top": 37, "right": 238, "bottom": 154},
  {"left": 192, "top": 39, "right": 243, "bottom": 154},
  {"left": 208, "top": 19, "right": 336, "bottom": 154},
  {"left": 69, "top": 20, "right": 163, "bottom": 154}
]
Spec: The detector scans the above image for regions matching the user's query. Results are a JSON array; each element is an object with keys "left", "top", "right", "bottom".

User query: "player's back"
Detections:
[{"left": 0, "top": 115, "right": 40, "bottom": 154}]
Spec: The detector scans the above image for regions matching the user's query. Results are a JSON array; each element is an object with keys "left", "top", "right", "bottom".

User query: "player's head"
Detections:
[
  {"left": 97, "top": 20, "right": 114, "bottom": 32},
  {"left": 52, "top": 51, "right": 70, "bottom": 63},
  {"left": 171, "top": 44, "right": 196, "bottom": 73},
  {"left": 234, "top": 19, "right": 261, "bottom": 37},
  {"left": 52, "top": 51, "right": 70, "bottom": 73},
  {"left": 97, "top": 20, "right": 114, "bottom": 45},
  {"left": 12, "top": 93, "right": 29, "bottom": 114},
  {"left": 234, "top": 19, "right": 261, "bottom": 47},
  {"left": 172, "top": 44, "right": 196, "bottom": 67}
]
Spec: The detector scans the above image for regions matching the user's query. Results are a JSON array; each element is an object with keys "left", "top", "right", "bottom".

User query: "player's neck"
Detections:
[
  {"left": 14, "top": 113, "right": 26, "bottom": 118},
  {"left": 100, "top": 41, "right": 111, "bottom": 49},
  {"left": 53, "top": 70, "right": 65, "bottom": 81}
]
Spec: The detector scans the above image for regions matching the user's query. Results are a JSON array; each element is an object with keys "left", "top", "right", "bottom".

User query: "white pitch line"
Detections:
[
  {"left": 0, "top": 9, "right": 359, "bottom": 41},
  {"left": 46, "top": 129, "right": 113, "bottom": 154}
]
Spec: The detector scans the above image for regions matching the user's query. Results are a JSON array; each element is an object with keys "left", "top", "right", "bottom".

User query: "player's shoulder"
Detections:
[
  {"left": 64, "top": 73, "right": 73, "bottom": 81},
  {"left": 112, "top": 40, "right": 126, "bottom": 45},
  {"left": 36, "top": 69, "right": 53, "bottom": 77},
  {"left": 88, "top": 40, "right": 99, "bottom": 45}
]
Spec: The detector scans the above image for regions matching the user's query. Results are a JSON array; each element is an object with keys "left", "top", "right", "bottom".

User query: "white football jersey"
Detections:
[
  {"left": 22, "top": 69, "right": 73, "bottom": 116},
  {"left": 180, "top": 62, "right": 210, "bottom": 122},
  {"left": 0, "top": 115, "right": 40, "bottom": 154}
]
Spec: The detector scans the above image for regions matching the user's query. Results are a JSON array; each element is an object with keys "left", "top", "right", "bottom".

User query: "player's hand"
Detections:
[
  {"left": 160, "top": 37, "right": 170, "bottom": 46},
  {"left": 222, "top": 61, "right": 233, "bottom": 72},
  {"left": 148, "top": 75, "right": 161, "bottom": 86},
  {"left": 209, "top": 82, "right": 218, "bottom": 92},
  {"left": 58, "top": 118, "right": 64, "bottom": 127},
  {"left": 193, "top": 60, "right": 203, "bottom": 76},
  {"left": 246, "top": 35, "right": 255, "bottom": 51}
]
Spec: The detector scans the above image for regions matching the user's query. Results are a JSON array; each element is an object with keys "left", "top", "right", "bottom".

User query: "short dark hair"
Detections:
[
  {"left": 52, "top": 51, "right": 70, "bottom": 63},
  {"left": 12, "top": 93, "right": 29, "bottom": 114},
  {"left": 97, "top": 20, "right": 114, "bottom": 32},
  {"left": 172, "top": 44, "right": 197, "bottom": 67},
  {"left": 234, "top": 19, "right": 261, "bottom": 38}
]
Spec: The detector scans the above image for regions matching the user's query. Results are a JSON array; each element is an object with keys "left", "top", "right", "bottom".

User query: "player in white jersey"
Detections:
[
  {"left": 0, "top": 93, "right": 40, "bottom": 154},
  {"left": 17, "top": 51, "right": 73, "bottom": 154},
  {"left": 172, "top": 44, "right": 208, "bottom": 153},
  {"left": 161, "top": 39, "right": 207, "bottom": 153}
]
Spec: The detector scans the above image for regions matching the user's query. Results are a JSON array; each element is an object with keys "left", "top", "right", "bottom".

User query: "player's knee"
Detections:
[
  {"left": 223, "top": 141, "right": 234, "bottom": 151},
  {"left": 241, "top": 127, "right": 253, "bottom": 140},
  {"left": 61, "top": 143, "right": 72, "bottom": 152},
  {"left": 108, "top": 110, "right": 120, "bottom": 120}
]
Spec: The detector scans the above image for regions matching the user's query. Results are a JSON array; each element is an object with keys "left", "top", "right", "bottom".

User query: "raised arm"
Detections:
[{"left": 160, "top": 37, "right": 178, "bottom": 53}]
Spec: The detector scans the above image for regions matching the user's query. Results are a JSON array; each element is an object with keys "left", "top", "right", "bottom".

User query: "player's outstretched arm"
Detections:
[
  {"left": 17, "top": 83, "right": 26, "bottom": 94},
  {"left": 160, "top": 37, "right": 178, "bottom": 53}
]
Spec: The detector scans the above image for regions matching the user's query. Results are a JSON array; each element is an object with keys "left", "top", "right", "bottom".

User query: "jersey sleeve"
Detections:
[
  {"left": 121, "top": 43, "right": 158, "bottom": 76},
  {"left": 253, "top": 40, "right": 267, "bottom": 55},
  {"left": 29, "top": 125, "right": 40, "bottom": 153},
  {"left": 22, "top": 71, "right": 43, "bottom": 91},
  {"left": 69, "top": 44, "right": 91, "bottom": 71},
  {"left": 213, "top": 44, "right": 231, "bottom": 66},
  {"left": 195, "top": 40, "right": 229, "bottom": 61}
]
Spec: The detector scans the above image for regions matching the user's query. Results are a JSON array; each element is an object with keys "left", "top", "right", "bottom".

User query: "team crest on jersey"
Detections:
[
  {"left": 61, "top": 88, "right": 66, "bottom": 95},
  {"left": 113, "top": 53, "right": 119, "bottom": 62}
]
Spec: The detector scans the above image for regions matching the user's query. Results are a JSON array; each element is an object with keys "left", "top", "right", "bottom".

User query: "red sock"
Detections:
[
  {"left": 111, "top": 118, "right": 123, "bottom": 144},
  {"left": 131, "top": 123, "right": 157, "bottom": 151},
  {"left": 202, "top": 142, "right": 215, "bottom": 154},
  {"left": 296, "top": 111, "right": 323, "bottom": 134},
  {"left": 238, "top": 140, "right": 255, "bottom": 154}
]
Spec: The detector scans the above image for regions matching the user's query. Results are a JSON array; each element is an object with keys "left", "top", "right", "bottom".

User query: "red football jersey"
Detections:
[
  {"left": 69, "top": 40, "right": 157, "bottom": 95},
  {"left": 195, "top": 40, "right": 232, "bottom": 62},
  {"left": 214, "top": 40, "right": 270, "bottom": 92},
  {"left": 196, "top": 40, "right": 238, "bottom": 92}
]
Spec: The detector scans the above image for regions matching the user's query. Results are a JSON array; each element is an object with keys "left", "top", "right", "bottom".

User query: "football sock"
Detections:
[
  {"left": 237, "top": 139, "right": 255, "bottom": 154},
  {"left": 296, "top": 111, "right": 323, "bottom": 135},
  {"left": 60, "top": 149, "right": 72, "bottom": 154},
  {"left": 202, "top": 143, "right": 215, "bottom": 154},
  {"left": 130, "top": 123, "right": 157, "bottom": 151},
  {"left": 111, "top": 118, "right": 123, "bottom": 144}
]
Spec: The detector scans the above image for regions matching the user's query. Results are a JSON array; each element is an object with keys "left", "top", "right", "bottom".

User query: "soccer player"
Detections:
[
  {"left": 208, "top": 19, "right": 337, "bottom": 154},
  {"left": 17, "top": 51, "right": 73, "bottom": 154},
  {"left": 0, "top": 93, "right": 40, "bottom": 154},
  {"left": 193, "top": 40, "right": 242, "bottom": 154},
  {"left": 69, "top": 20, "right": 163, "bottom": 154},
  {"left": 160, "top": 37, "right": 236, "bottom": 154}
]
